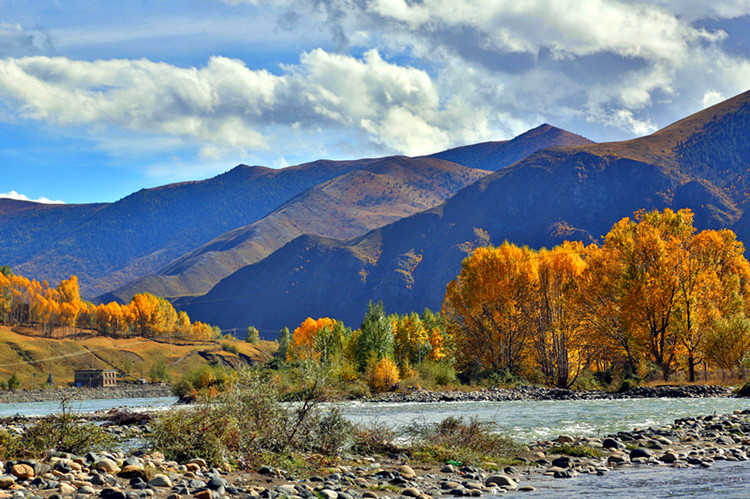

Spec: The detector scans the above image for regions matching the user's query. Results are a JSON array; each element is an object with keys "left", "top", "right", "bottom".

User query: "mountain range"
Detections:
[
  {"left": 178, "top": 90, "right": 750, "bottom": 335},
  {"left": 5, "top": 90, "right": 748, "bottom": 338}
]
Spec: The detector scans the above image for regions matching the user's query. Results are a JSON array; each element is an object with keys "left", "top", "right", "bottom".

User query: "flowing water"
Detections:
[{"left": 3, "top": 395, "right": 750, "bottom": 496}]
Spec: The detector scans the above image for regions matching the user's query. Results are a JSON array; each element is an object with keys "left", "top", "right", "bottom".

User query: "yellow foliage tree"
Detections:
[{"left": 287, "top": 317, "right": 337, "bottom": 362}]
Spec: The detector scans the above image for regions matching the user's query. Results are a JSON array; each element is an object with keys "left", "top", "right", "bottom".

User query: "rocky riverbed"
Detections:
[
  {"left": 368, "top": 384, "right": 734, "bottom": 403},
  {"left": 0, "top": 386, "right": 174, "bottom": 405},
  {"left": 2, "top": 406, "right": 750, "bottom": 498}
]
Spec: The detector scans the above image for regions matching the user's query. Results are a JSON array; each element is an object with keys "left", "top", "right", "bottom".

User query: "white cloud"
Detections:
[
  {"left": 0, "top": 190, "right": 65, "bottom": 204},
  {"left": 702, "top": 90, "right": 726, "bottom": 108}
]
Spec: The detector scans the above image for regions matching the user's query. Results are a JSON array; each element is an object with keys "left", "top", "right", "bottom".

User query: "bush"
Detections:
[
  {"left": 365, "top": 357, "right": 400, "bottom": 393},
  {"left": 7, "top": 372, "right": 21, "bottom": 391},
  {"left": 416, "top": 361, "right": 456, "bottom": 387},
  {"left": 0, "top": 429, "right": 21, "bottom": 459},
  {"left": 549, "top": 444, "right": 604, "bottom": 458},
  {"left": 352, "top": 420, "right": 398, "bottom": 455},
  {"left": 246, "top": 327, "right": 260, "bottom": 344},
  {"left": 221, "top": 340, "right": 240, "bottom": 354},
  {"left": 406, "top": 416, "right": 518, "bottom": 465},
  {"left": 173, "top": 364, "right": 234, "bottom": 398},
  {"left": 149, "top": 359, "right": 170, "bottom": 383},
  {"left": 151, "top": 367, "right": 347, "bottom": 468},
  {"left": 22, "top": 412, "right": 115, "bottom": 456}
]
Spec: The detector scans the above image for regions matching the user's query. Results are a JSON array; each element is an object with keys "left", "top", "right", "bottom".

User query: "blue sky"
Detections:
[{"left": 1, "top": 0, "right": 749, "bottom": 204}]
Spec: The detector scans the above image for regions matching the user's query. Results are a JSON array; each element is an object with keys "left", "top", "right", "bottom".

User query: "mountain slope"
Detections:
[
  {"left": 429, "top": 124, "right": 593, "bottom": 170},
  {"left": 103, "top": 157, "right": 488, "bottom": 302},
  {"left": 5, "top": 158, "right": 379, "bottom": 297},
  {"left": 180, "top": 90, "right": 750, "bottom": 335}
]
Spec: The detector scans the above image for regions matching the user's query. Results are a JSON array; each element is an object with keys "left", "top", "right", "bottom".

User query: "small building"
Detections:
[{"left": 74, "top": 369, "right": 117, "bottom": 388}]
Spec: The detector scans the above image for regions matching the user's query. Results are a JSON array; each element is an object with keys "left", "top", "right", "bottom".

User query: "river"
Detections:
[{"left": 3, "top": 395, "right": 750, "bottom": 497}]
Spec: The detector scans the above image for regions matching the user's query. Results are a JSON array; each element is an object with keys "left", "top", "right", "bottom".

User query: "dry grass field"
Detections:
[{"left": 0, "top": 325, "right": 276, "bottom": 388}]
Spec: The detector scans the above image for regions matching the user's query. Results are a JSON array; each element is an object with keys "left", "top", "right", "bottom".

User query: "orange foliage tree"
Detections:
[{"left": 287, "top": 317, "right": 337, "bottom": 362}]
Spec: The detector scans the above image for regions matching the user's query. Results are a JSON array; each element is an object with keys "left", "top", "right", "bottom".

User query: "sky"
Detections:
[{"left": 1, "top": 1, "right": 749, "bottom": 204}]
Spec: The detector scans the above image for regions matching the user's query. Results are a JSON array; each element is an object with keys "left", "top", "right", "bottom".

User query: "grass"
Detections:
[
  {"left": 0, "top": 325, "right": 275, "bottom": 386},
  {"left": 548, "top": 444, "right": 605, "bottom": 458}
]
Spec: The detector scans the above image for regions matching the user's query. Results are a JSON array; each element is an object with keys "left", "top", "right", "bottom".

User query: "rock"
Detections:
[
  {"left": 58, "top": 482, "right": 76, "bottom": 494},
  {"left": 10, "top": 464, "right": 34, "bottom": 480},
  {"left": 630, "top": 448, "right": 653, "bottom": 460},
  {"left": 0, "top": 476, "right": 16, "bottom": 489},
  {"left": 553, "top": 470, "right": 577, "bottom": 479},
  {"left": 185, "top": 463, "right": 200, "bottom": 473},
  {"left": 148, "top": 475, "right": 172, "bottom": 488},
  {"left": 602, "top": 438, "right": 623, "bottom": 450},
  {"left": 95, "top": 459, "right": 120, "bottom": 474},
  {"left": 194, "top": 490, "right": 212, "bottom": 499},
  {"left": 660, "top": 452, "right": 679, "bottom": 463},
  {"left": 441, "top": 465, "right": 456, "bottom": 473},
  {"left": 607, "top": 454, "right": 628, "bottom": 465},
  {"left": 485, "top": 476, "right": 516, "bottom": 489},
  {"left": 399, "top": 465, "right": 416, "bottom": 479},
  {"left": 319, "top": 490, "right": 338, "bottom": 499},
  {"left": 166, "top": 495, "right": 182, "bottom": 499},
  {"left": 362, "top": 493, "right": 377, "bottom": 499},
  {"left": 518, "top": 486, "right": 536, "bottom": 492},
  {"left": 100, "top": 488, "right": 127, "bottom": 499},
  {"left": 78, "top": 485, "right": 96, "bottom": 494},
  {"left": 556, "top": 435, "right": 575, "bottom": 444},
  {"left": 188, "top": 459, "right": 207, "bottom": 468},
  {"left": 207, "top": 476, "right": 228, "bottom": 490},
  {"left": 402, "top": 487, "right": 421, "bottom": 497},
  {"left": 551, "top": 457, "right": 575, "bottom": 469},
  {"left": 118, "top": 465, "right": 145, "bottom": 479}
]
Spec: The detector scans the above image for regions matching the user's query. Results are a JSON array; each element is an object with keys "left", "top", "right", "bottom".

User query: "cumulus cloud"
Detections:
[
  {"left": 0, "top": 190, "right": 65, "bottom": 204},
  {"left": 2, "top": 0, "right": 750, "bottom": 164}
]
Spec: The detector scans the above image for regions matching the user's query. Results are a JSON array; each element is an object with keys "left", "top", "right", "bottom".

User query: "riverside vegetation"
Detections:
[
  {"left": 4, "top": 208, "right": 750, "bottom": 396},
  {"left": 2, "top": 367, "right": 750, "bottom": 498}
]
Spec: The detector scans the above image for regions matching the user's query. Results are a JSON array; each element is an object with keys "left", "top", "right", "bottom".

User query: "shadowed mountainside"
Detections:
[
  {"left": 101, "top": 157, "right": 489, "bottom": 302},
  {"left": 180, "top": 90, "right": 750, "bottom": 336}
]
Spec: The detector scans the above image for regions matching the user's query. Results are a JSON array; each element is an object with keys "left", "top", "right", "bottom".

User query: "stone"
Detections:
[
  {"left": 402, "top": 488, "right": 421, "bottom": 497},
  {"left": 95, "top": 459, "right": 120, "bottom": 474},
  {"left": 118, "top": 465, "right": 145, "bottom": 479},
  {"left": 398, "top": 466, "right": 416, "bottom": 479},
  {"left": 58, "top": 483, "right": 76, "bottom": 494},
  {"left": 629, "top": 448, "right": 653, "bottom": 460},
  {"left": 147, "top": 475, "right": 172, "bottom": 488},
  {"left": 660, "top": 452, "right": 679, "bottom": 464},
  {"left": 602, "top": 438, "right": 623, "bottom": 450},
  {"left": 185, "top": 463, "right": 200, "bottom": 473},
  {"left": 553, "top": 470, "right": 577, "bottom": 479},
  {"left": 484, "top": 476, "right": 516, "bottom": 489},
  {"left": 319, "top": 490, "right": 337, "bottom": 499},
  {"left": 10, "top": 464, "right": 34, "bottom": 480},
  {"left": 194, "top": 490, "right": 212, "bottom": 499},
  {"left": 362, "top": 493, "right": 377, "bottom": 499},
  {"left": 0, "top": 476, "right": 16, "bottom": 489},
  {"left": 518, "top": 486, "right": 536, "bottom": 492},
  {"left": 188, "top": 459, "right": 207, "bottom": 468},
  {"left": 556, "top": 435, "right": 575, "bottom": 444},
  {"left": 607, "top": 454, "right": 628, "bottom": 465},
  {"left": 78, "top": 485, "right": 96, "bottom": 495},
  {"left": 207, "top": 476, "right": 228, "bottom": 490}
]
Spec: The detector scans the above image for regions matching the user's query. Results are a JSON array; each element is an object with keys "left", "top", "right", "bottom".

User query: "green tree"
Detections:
[
  {"left": 246, "top": 326, "right": 260, "bottom": 344},
  {"left": 149, "top": 359, "right": 170, "bottom": 382},
  {"left": 0, "top": 265, "right": 12, "bottom": 277},
  {"left": 7, "top": 372, "right": 21, "bottom": 391},
  {"left": 356, "top": 301, "right": 394, "bottom": 371},
  {"left": 276, "top": 327, "right": 290, "bottom": 360}
]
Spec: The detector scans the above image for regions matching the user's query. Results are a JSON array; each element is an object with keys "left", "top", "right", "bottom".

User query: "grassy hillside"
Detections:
[{"left": 0, "top": 325, "right": 275, "bottom": 387}]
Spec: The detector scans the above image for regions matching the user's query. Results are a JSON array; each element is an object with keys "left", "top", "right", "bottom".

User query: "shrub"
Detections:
[
  {"left": 0, "top": 429, "right": 21, "bottom": 459},
  {"left": 406, "top": 416, "right": 517, "bottom": 465},
  {"left": 221, "top": 340, "right": 240, "bottom": 354},
  {"left": 246, "top": 327, "right": 260, "bottom": 344},
  {"left": 22, "top": 412, "right": 115, "bottom": 456},
  {"left": 549, "top": 444, "right": 604, "bottom": 458},
  {"left": 151, "top": 367, "right": 346, "bottom": 468},
  {"left": 7, "top": 372, "right": 21, "bottom": 391},
  {"left": 352, "top": 420, "right": 398, "bottom": 455},
  {"left": 365, "top": 357, "right": 400, "bottom": 393},
  {"left": 416, "top": 361, "right": 456, "bottom": 387},
  {"left": 149, "top": 359, "right": 170, "bottom": 383}
]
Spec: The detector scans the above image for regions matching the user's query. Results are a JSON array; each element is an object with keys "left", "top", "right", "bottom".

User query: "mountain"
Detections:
[
  {"left": 180, "top": 90, "right": 750, "bottom": 336},
  {"left": 4, "top": 159, "right": 380, "bottom": 297},
  {"left": 101, "top": 157, "right": 489, "bottom": 302},
  {"left": 99, "top": 124, "right": 590, "bottom": 302},
  {"left": 428, "top": 124, "right": 593, "bottom": 170}
]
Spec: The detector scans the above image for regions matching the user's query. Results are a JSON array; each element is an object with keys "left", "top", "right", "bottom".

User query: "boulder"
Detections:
[
  {"left": 10, "top": 464, "right": 34, "bottom": 480},
  {"left": 485, "top": 475, "right": 516, "bottom": 489},
  {"left": 148, "top": 474, "right": 173, "bottom": 488},
  {"left": 629, "top": 448, "right": 653, "bottom": 460}
]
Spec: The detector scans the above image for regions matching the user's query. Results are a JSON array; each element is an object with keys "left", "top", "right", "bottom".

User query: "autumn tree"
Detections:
[
  {"left": 530, "top": 242, "right": 587, "bottom": 388},
  {"left": 287, "top": 317, "right": 337, "bottom": 362},
  {"left": 443, "top": 243, "right": 537, "bottom": 374}
]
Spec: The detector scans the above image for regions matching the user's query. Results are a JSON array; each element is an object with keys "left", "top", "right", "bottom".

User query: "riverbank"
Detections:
[
  {"left": 368, "top": 384, "right": 735, "bottom": 403},
  {"left": 2, "top": 404, "right": 750, "bottom": 497},
  {"left": 0, "top": 384, "right": 174, "bottom": 405}
]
